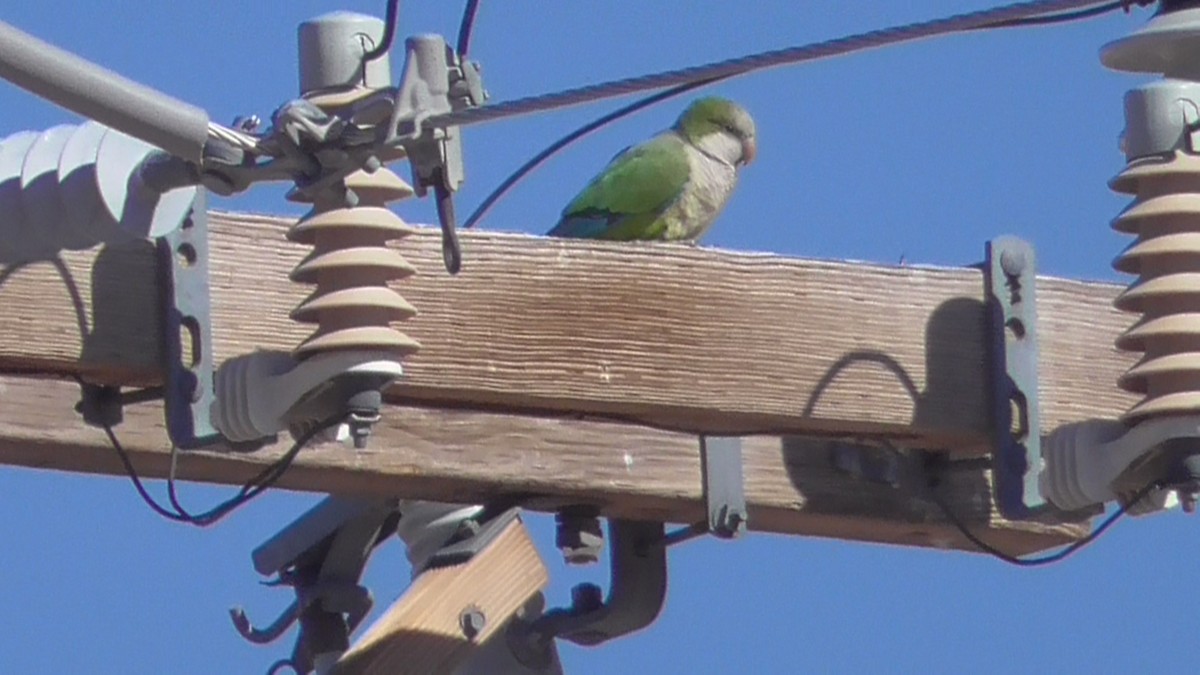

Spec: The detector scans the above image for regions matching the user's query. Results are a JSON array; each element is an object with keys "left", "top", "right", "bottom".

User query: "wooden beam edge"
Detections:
[{"left": 0, "top": 374, "right": 1088, "bottom": 557}]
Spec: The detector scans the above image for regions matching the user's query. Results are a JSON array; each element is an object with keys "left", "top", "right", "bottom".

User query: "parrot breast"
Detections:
[{"left": 660, "top": 142, "right": 740, "bottom": 241}]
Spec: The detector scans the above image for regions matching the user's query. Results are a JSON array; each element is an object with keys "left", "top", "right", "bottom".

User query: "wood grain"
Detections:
[
  {"left": 0, "top": 210, "right": 1139, "bottom": 452},
  {"left": 333, "top": 517, "right": 548, "bottom": 675},
  {"left": 0, "top": 375, "right": 1088, "bottom": 555}
]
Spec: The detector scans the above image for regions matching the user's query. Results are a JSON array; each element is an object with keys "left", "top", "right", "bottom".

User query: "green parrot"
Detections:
[{"left": 547, "top": 96, "right": 757, "bottom": 242}]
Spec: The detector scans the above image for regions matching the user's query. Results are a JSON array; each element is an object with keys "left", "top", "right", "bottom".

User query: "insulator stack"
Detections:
[
  {"left": 286, "top": 168, "right": 423, "bottom": 360},
  {"left": 0, "top": 120, "right": 196, "bottom": 264},
  {"left": 1110, "top": 152, "right": 1200, "bottom": 422}
]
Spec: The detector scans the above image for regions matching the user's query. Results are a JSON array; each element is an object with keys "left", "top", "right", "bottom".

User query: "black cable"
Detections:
[
  {"left": 103, "top": 416, "right": 342, "bottom": 528},
  {"left": 462, "top": 77, "right": 722, "bottom": 229},
  {"left": 929, "top": 476, "right": 1161, "bottom": 566},
  {"left": 980, "top": 0, "right": 1153, "bottom": 28},
  {"left": 456, "top": 0, "right": 483, "bottom": 58},
  {"left": 362, "top": 0, "right": 401, "bottom": 63},
  {"left": 460, "top": 0, "right": 1146, "bottom": 231}
]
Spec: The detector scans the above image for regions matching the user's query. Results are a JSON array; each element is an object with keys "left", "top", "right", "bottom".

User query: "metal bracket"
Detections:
[
  {"left": 701, "top": 435, "right": 748, "bottom": 537},
  {"left": 73, "top": 189, "right": 226, "bottom": 448},
  {"left": 984, "top": 235, "right": 1046, "bottom": 518},
  {"left": 229, "top": 496, "right": 400, "bottom": 675},
  {"left": 424, "top": 505, "right": 522, "bottom": 571},
  {"left": 514, "top": 519, "right": 667, "bottom": 653},
  {"left": 657, "top": 435, "right": 749, "bottom": 547},
  {"left": 156, "top": 189, "right": 222, "bottom": 449}
]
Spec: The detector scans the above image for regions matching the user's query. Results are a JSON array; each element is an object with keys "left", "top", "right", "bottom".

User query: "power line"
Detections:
[
  {"left": 929, "top": 479, "right": 1160, "bottom": 566},
  {"left": 431, "top": 0, "right": 1149, "bottom": 131},
  {"left": 463, "top": 77, "right": 721, "bottom": 229},
  {"left": 461, "top": 0, "right": 1150, "bottom": 229},
  {"left": 101, "top": 415, "right": 342, "bottom": 528},
  {"left": 457, "top": 0, "right": 483, "bottom": 58},
  {"left": 362, "top": 0, "right": 400, "bottom": 63},
  {"left": 979, "top": 0, "right": 1148, "bottom": 28}
]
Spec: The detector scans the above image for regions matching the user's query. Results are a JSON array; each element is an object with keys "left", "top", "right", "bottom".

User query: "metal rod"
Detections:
[{"left": 0, "top": 19, "right": 210, "bottom": 163}]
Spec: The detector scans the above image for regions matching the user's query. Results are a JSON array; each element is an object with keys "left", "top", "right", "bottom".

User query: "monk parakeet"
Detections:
[{"left": 547, "top": 96, "right": 756, "bottom": 242}]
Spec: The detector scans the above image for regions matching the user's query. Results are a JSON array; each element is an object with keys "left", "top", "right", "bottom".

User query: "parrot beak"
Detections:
[{"left": 741, "top": 137, "right": 757, "bottom": 166}]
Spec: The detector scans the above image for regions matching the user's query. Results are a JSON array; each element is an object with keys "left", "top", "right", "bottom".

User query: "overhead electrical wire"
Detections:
[
  {"left": 929, "top": 478, "right": 1161, "bottom": 566},
  {"left": 457, "top": 0, "right": 483, "bottom": 58},
  {"left": 461, "top": 0, "right": 1153, "bottom": 229},
  {"left": 363, "top": 0, "right": 400, "bottom": 63},
  {"left": 874, "top": 440, "right": 1162, "bottom": 567},
  {"left": 99, "top": 412, "right": 342, "bottom": 528}
]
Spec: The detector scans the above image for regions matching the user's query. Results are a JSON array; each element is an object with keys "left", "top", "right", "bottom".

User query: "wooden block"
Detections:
[{"left": 333, "top": 517, "right": 548, "bottom": 675}]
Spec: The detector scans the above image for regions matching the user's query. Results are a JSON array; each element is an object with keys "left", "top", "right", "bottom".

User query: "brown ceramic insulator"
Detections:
[
  {"left": 287, "top": 167, "right": 422, "bottom": 360},
  {"left": 1110, "top": 151, "right": 1200, "bottom": 421}
]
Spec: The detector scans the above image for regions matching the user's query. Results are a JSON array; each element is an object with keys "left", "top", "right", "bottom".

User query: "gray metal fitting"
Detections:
[
  {"left": 1120, "top": 80, "right": 1200, "bottom": 160},
  {"left": 299, "top": 11, "right": 392, "bottom": 96}
]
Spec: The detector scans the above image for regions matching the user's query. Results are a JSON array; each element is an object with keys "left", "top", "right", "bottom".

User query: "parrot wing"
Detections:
[{"left": 547, "top": 133, "right": 691, "bottom": 240}]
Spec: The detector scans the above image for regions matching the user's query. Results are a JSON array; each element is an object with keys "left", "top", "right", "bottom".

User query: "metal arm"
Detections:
[{"left": 0, "top": 19, "right": 211, "bottom": 163}]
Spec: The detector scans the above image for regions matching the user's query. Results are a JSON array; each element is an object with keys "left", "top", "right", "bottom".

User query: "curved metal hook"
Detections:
[{"left": 229, "top": 599, "right": 301, "bottom": 645}]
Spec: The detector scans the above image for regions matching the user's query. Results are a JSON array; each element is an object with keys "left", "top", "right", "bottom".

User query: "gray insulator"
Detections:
[
  {"left": 298, "top": 12, "right": 391, "bottom": 96},
  {"left": 0, "top": 121, "right": 197, "bottom": 264}
]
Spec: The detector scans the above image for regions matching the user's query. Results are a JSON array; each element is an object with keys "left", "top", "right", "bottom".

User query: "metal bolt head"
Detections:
[
  {"left": 555, "top": 510, "right": 604, "bottom": 566},
  {"left": 999, "top": 249, "right": 1027, "bottom": 278},
  {"left": 459, "top": 606, "right": 487, "bottom": 640},
  {"left": 570, "top": 583, "right": 604, "bottom": 612}
]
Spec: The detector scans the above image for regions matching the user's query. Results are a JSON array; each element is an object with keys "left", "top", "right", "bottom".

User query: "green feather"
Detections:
[{"left": 551, "top": 134, "right": 690, "bottom": 240}]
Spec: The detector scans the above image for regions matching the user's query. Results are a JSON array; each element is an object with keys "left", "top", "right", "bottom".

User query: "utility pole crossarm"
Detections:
[
  {"left": 0, "top": 374, "right": 1086, "bottom": 555},
  {"left": 0, "top": 211, "right": 1137, "bottom": 444},
  {"left": 0, "top": 210, "right": 1140, "bottom": 554}
]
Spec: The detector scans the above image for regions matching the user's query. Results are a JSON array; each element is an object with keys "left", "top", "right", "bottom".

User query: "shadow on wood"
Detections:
[{"left": 782, "top": 296, "right": 1020, "bottom": 550}]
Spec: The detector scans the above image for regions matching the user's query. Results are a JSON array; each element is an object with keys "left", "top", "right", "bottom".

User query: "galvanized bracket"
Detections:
[
  {"left": 984, "top": 235, "right": 1046, "bottom": 518},
  {"left": 656, "top": 435, "right": 749, "bottom": 547},
  {"left": 156, "top": 188, "right": 222, "bottom": 449},
  {"left": 424, "top": 505, "right": 523, "bottom": 571},
  {"left": 229, "top": 496, "right": 400, "bottom": 675},
  {"left": 700, "top": 435, "right": 748, "bottom": 537},
  {"left": 515, "top": 519, "right": 667, "bottom": 651}
]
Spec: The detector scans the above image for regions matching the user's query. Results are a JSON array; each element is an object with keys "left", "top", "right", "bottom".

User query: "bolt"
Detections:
[
  {"left": 455, "top": 518, "right": 481, "bottom": 540},
  {"left": 232, "top": 114, "right": 261, "bottom": 133},
  {"left": 999, "top": 249, "right": 1027, "bottom": 278},
  {"left": 571, "top": 583, "right": 604, "bottom": 612},
  {"left": 459, "top": 607, "right": 486, "bottom": 640},
  {"left": 718, "top": 508, "right": 747, "bottom": 538}
]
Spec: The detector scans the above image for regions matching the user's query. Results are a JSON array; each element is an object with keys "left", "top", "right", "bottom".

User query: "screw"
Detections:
[
  {"left": 999, "top": 249, "right": 1027, "bottom": 278},
  {"left": 459, "top": 607, "right": 486, "bottom": 640}
]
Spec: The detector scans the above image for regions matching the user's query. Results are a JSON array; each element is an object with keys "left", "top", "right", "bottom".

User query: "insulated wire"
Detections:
[{"left": 460, "top": 0, "right": 1151, "bottom": 229}]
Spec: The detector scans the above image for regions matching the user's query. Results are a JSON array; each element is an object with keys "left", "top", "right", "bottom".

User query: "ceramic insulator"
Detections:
[
  {"left": 1111, "top": 151, "right": 1200, "bottom": 421},
  {"left": 287, "top": 167, "right": 422, "bottom": 360}
]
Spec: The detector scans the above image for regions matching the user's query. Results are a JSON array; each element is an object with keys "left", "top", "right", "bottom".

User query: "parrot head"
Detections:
[{"left": 674, "top": 97, "right": 757, "bottom": 168}]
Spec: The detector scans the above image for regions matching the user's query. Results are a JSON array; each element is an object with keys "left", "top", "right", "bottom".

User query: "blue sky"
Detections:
[{"left": 0, "top": 1, "right": 1193, "bottom": 673}]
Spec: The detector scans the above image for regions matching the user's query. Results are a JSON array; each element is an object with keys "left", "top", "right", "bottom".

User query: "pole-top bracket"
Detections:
[{"left": 985, "top": 235, "right": 1046, "bottom": 519}]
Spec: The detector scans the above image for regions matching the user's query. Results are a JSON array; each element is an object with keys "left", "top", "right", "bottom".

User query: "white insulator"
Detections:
[
  {"left": 1039, "top": 416, "right": 1198, "bottom": 514},
  {"left": 209, "top": 349, "right": 403, "bottom": 443},
  {"left": 0, "top": 121, "right": 196, "bottom": 264}
]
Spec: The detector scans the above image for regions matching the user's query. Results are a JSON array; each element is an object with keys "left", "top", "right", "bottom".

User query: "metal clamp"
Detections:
[
  {"left": 984, "top": 235, "right": 1046, "bottom": 518},
  {"left": 510, "top": 519, "right": 667, "bottom": 660},
  {"left": 229, "top": 496, "right": 400, "bottom": 675}
]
